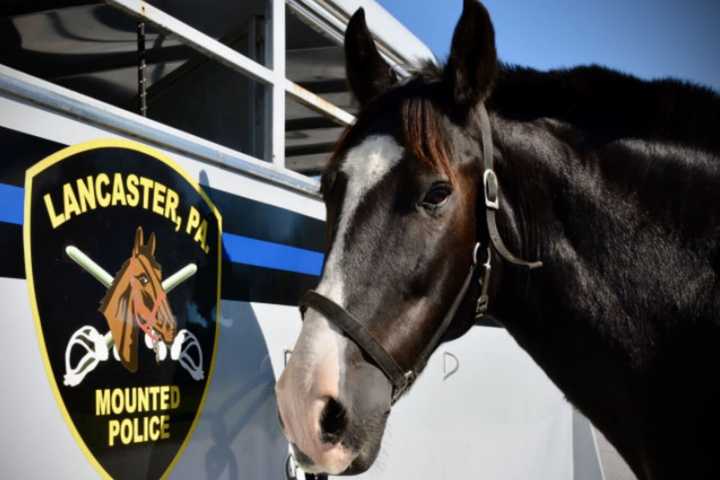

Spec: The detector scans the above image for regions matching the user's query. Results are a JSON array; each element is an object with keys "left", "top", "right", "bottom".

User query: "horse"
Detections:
[
  {"left": 100, "top": 226, "right": 176, "bottom": 372},
  {"left": 275, "top": 1, "right": 720, "bottom": 478}
]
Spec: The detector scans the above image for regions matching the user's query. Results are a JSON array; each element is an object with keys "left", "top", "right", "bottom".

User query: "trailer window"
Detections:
[
  {"left": 149, "top": 62, "right": 269, "bottom": 160},
  {"left": 140, "top": 0, "right": 274, "bottom": 68},
  {"left": 0, "top": 2, "right": 271, "bottom": 161}
]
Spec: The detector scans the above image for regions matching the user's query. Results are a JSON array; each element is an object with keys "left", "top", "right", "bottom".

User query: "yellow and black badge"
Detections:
[{"left": 23, "top": 139, "right": 222, "bottom": 479}]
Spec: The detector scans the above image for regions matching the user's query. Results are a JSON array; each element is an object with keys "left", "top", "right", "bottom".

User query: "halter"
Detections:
[
  {"left": 130, "top": 271, "right": 166, "bottom": 343},
  {"left": 299, "top": 105, "right": 542, "bottom": 403}
]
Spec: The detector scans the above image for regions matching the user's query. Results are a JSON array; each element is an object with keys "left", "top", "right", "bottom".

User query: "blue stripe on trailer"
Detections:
[
  {"left": 223, "top": 233, "right": 323, "bottom": 276},
  {"left": 0, "top": 183, "right": 323, "bottom": 276},
  {"left": 0, "top": 183, "right": 23, "bottom": 225}
]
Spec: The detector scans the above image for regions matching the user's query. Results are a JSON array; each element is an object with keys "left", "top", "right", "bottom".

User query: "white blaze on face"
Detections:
[
  {"left": 275, "top": 135, "right": 404, "bottom": 474},
  {"left": 318, "top": 135, "right": 405, "bottom": 303}
]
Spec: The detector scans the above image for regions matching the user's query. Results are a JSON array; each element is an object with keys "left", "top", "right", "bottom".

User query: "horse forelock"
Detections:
[
  {"left": 138, "top": 245, "right": 161, "bottom": 271},
  {"left": 326, "top": 80, "right": 455, "bottom": 189}
]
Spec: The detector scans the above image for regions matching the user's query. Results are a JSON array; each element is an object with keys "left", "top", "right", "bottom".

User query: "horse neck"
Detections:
[
  {"left": 489, "top": 112, "right": 720, "bottom": 339},
  {"left": 487, "top": 113, "right": 652, "bottom": 461},
  {"left": 487, "top": 111, "right": 720, "bottom": 471}
]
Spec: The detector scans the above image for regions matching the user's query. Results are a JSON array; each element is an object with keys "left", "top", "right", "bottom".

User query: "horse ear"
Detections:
[
  {"left": 133, "top": 226, "right": 144, "bottom": 256},
  {"left": 444, "top": 0, "right": 498, "bottom": 112},
  {"left": 345, "top": 8, "right": 398, "bottom": 106},
  {"left": 147, "top": 233, "right": 156, "bottom": 256}
]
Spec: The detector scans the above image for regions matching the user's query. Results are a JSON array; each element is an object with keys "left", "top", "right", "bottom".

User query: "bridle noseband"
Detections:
[{"left": 299, "top": 105, "right": 542, "bottom": 403}]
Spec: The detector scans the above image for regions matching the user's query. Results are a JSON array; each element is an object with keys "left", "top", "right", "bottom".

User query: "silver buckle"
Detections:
[
  {"left": 483, "top": 169, "right": 499, "bottom": 210},
  {"left": 472, "top": 242, "right": 489, "bottom": 266}
]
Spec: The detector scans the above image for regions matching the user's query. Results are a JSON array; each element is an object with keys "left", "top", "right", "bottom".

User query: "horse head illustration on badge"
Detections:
[{"left": 101, "top": 226, "right": 177, "bottom": 372}]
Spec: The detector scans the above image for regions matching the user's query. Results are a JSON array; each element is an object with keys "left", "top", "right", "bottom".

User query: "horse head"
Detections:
[
  {"left": 100, "top": 226, "right": 176, "bottom": 372},
  {"left": 276, "top": 0, "right": 501, "bottom": 474}
]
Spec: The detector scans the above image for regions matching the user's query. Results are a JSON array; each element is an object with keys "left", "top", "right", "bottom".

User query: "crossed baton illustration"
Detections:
[{"left": 62, "top": 246, "right": 205, "bottom": 387}]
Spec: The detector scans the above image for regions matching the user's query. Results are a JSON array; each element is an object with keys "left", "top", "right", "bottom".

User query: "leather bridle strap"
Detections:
[
  {"left": 300, "top": 290, "right": 407, "bottom": 391},
  {"left": 300, "top": 258, "right": 477, "bottom": 402},
  {"left": 410, "top": 258, "right": 477, "bottom": 378},
  {"left": 478, "top": 106, "right": 543, "bottom": 270}
]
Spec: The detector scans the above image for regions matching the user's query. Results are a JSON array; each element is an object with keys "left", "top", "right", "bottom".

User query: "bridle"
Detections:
[
  {"left": 299, "top": 104, "right": 543, "bottom": 403},
  {"left": 129, "top": 256, "right": 170, "bottom": 344}
]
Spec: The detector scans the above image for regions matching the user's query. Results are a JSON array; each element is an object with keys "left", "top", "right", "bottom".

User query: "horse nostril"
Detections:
[{"left": 319, "top": 397, "right": 347, "bottom": 444}]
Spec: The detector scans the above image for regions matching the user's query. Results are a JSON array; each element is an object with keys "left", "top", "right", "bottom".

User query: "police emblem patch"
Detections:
[{"left": 23, "top": 139, "right": 222, "bottom": 479}]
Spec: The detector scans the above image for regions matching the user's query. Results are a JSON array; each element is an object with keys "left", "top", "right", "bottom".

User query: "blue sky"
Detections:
[{"left": 378, "top": 0, "right": 720, "bottom": 92}]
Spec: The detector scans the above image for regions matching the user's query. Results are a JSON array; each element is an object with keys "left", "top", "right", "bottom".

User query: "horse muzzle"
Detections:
[{"left": 276, "top": 312, "right": 391, "bottom": 475}]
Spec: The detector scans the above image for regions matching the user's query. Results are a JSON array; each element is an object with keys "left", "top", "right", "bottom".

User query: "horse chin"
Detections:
[
  {"left": 335, "top": 412, "right": 389, "bottom": 476},
  {"left": 296, "top": 443, "right": 380, "bottom": 477},
  {"left": 292, "top": 410, "right": 388, "bottom": 476},
  {"left": 338, "top": 444, "right": 382, "bottom": 476}
]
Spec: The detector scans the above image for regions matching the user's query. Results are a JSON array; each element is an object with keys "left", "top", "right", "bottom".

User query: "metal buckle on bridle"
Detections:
[
  {"left": 483, "top": 169, "right": 499, "bottom": 210},
  {"left": 473, "top": 243, "right": 492, "bottom": 322},
  {"left": 472, "top": 242, "right": 483, "bottom": 266}
]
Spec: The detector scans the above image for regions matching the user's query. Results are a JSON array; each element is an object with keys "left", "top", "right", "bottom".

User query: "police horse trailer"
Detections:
[{"left": 0, "top": 1, "right": 658, "bottom": 479}]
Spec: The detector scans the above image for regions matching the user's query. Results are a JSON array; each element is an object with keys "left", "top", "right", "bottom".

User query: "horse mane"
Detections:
[
  {"left": 99, "top": 259, "right": 130, "bottom": 314},
  {"left": 99, "top": 257, "right": 139, "bottom": 372},
  {"left": 328, "top": 62, "right": 719, "bottom": 183},
  {"left": 488, "top": 64, "right": 720, "bottom": 154}
]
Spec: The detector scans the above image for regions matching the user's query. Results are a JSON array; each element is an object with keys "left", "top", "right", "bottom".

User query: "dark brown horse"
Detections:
[
  {"left": 100, "top": 226, "right": 176, "bottom": 372},
  {"left": 276, "top": 1, "right": 720, "bottom": 478}
]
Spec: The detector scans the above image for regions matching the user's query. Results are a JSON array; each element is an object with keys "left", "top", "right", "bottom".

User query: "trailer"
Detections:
[{"left": 0, "top": 1, "right": 627, "bottom": 479}]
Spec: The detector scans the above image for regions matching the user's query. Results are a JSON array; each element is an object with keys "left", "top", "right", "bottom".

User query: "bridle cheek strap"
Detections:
[
  {"left": 478, "top": 106, "right": 543, "bottom": 270},
  {"left": 299, "top": 259, "right": 477, "bottom": 403},
  {"left": 300, "top": 290, "right": 408, "bottom": 393}
]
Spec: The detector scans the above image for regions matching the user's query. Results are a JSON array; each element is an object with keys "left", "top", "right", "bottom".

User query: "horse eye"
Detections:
[
  {"left": 138, "top": 274, "right": 149, "bottom": 285},
  {"left": 421, "top": 182, "right": 452, "bottom": 209}
]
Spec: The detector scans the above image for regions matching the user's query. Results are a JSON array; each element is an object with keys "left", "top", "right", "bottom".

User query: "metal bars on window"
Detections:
[
  {"left": 285, "top": 0, "right": 409, "bottom": 77},
  {"left": 107, "top": 0, "right": 355, "bottom": 171}
]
